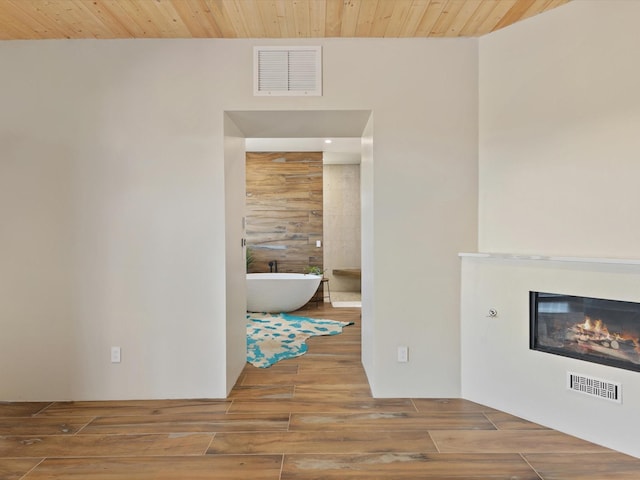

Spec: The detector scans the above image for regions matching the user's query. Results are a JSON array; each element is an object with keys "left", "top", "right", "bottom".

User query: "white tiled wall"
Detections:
[{"left": 323, "top": 164, "right": 361, "bottom": 292}]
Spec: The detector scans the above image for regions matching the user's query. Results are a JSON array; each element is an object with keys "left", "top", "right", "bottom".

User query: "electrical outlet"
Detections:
[
  {"left": 397, "top": 346, "right": 409, "bottom": 363},
  {"left": 111, "top": 346, "right": 121, "bottom": 363}
]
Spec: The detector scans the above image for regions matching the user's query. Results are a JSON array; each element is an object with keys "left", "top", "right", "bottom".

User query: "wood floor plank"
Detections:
[
  {"left": 524, "top": 452, "right": 640, "bottom": 479},
  {"left": 281, "top": 453, "right": 540, "bottom": 479},
  {"left": 290, "top": 412, "right": 496, "bottom": 431},
  {"left": 228, "top": 398, "right": 416, "bottom": 414},
  {"left": 293, "top": 306, "right": 361, "bottom": 321},
  {"left": 38, "top": 400, "right": 231, "bottom": 417},
  {"left": 301, "top": 343, "right": 361, "bottom": 355},
  {"left": 307, "top": 328, "right": 360, "bottom": 339},
  {"left": 0, "top": 458, "right": 43, "bottom": 480},
  {"left": 0, "top": 433, "right": 214, "bottom": 457},
  {"left": 304, "top": 356, "right": 361, "bottom": 365},
  {"left": 302, "top": 331, "right": 360, "bottom": 342},
  {"left": 0, "top": 416, "right": 93, "bottom": 435},
  {"left": 245, "top": 363, "right": 300, "bottom": 374},
  {"left": 412, "top": 398, "right": 499, "bottom": 413},
  {"left": 294, "top": 355, "right": 361, "bottom": 366},
  {"left": 295, "top": 362, "right": 363, "bottom": 374},
  {"left": 430, "top": 430, "right": 613, "bottom": 454},
  {"left": 227, "top": 385, "right": 295, "bottom": 400},
  {"left": 293, "top": 354, "right": 360, "bottom": 367},
  {"left": 293, "top": 384, "right": 372, "bottom": 401},
  {"left": 0, "top": 402, "right": 51, "bottom": 417},
  {"left": 79, "top": 413, "right": 290, "bottom": 434},
  {"left": 484, "top": 411, "right": 549, "bottom": 430},
  {"left": 241, "top": 371, "right": 369, "bottom": 386},
  {"left": 26, "top": 455, "right": 283, "bottom": 479},
  {"left": 207, "top": 430, "right": 438, "bottom": 454}
]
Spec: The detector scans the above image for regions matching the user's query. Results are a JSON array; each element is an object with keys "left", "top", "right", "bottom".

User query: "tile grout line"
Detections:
[
  {"left": 202, "top": 432, "right": 216, "bottom": 455},
  {"left": 18, "top": 457, "right": 46, "bottom": 480},
  {"left": 520, "top": 453, "right": 545, "bottom": 480},
  {"left": 72, "top": 416, "right": 97, "bottom": 436},
  {"left": 278, "top": 453, "right": 285, "bottom": 480},
  {"left": 482, "top": 411, "right": 500, "bottom": 430},
  {"left": 33, "top": 402, "right": 55, "bottom": 416},
  {"left": 427, "top": 431, "right": 441, "bottom": 453}
]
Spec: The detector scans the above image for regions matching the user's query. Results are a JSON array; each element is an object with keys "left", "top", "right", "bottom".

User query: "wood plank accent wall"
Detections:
[{"left": 246, "top": 152, "right": 323, "bottom": 274}]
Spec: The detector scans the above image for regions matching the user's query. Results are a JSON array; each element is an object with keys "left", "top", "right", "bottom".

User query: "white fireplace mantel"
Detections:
[
  {"left": 458, "top": 252, "right": 640, "bottom": 266},
  {"left": 460, "top": 251, "right": 640, "bottom": 459}
]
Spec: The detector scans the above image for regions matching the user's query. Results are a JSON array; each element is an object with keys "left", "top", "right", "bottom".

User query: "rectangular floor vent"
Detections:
[{"left": 567, "top": 372, "right": 621, "bottom": 403}]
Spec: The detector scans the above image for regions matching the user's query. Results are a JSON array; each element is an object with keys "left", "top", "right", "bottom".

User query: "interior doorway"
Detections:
[{"left": 223, "top": 109, "right": 373, "bottom": 391}]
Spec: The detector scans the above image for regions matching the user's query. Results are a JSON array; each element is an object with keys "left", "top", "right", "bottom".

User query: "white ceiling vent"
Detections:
[{"left": 254, "top": 46, "right": 322, "bottom": 96}]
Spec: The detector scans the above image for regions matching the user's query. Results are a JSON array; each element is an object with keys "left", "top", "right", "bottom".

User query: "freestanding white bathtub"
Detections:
[{"left": 246, "top": 273, "right": 322, "bottom": 313}]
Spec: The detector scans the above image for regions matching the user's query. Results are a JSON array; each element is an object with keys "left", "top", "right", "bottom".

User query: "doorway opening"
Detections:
[{"left": 223, "top": 109, "right": 373, "bottom": 390}]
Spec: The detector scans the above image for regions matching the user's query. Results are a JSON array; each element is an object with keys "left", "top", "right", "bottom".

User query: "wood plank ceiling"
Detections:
[{"left": 0, "top": 0, "right": 571, "bottom": 40}]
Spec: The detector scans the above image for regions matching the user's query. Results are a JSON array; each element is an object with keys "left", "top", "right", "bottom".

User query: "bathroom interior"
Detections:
[{"left": 245, "top": 137, "right": 361, "bottom": 308}]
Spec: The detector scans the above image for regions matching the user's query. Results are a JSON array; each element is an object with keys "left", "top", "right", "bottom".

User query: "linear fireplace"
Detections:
[{"left": 530, "top": 291, "right": 640, "bottom": 372}]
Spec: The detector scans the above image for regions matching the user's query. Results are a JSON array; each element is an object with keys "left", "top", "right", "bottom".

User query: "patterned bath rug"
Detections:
[{"left": 246, "top": 312, "right": 353, "bottom": 368}]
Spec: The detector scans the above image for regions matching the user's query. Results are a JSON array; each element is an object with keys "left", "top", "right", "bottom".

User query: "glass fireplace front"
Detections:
[{"left": 530, "top": 292, "right": 640, "bottom": 372}]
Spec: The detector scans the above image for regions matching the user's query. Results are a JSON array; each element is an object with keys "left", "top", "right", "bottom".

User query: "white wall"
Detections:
[
  {"left": 479, "top": 0, "right": 640, "bottom": 257},
  {"left": 470, "top": 0, "right": 640, "bottom": 459},
  {"left": 366, "top": 42, "right": 478, "bottom": 397},
  {"left": 0, "top": 40, "right": 230, "bottom": 400},
  {"left": 0, "top": 123, "right": 74, "bottom": 399},
  {"left": 224, "top": 114, "right": 248, "bottom": 394},
  {"left": 0, "top": 37, "right": 478, "bottom": 400},
  {"left": 360, "top": 116, "right": 375, "bottom": 378}
]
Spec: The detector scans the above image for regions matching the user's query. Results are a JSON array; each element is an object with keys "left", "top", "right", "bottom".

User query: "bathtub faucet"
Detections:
[{"left": 268, "top": 260, "right": 278, "bottom": 273}]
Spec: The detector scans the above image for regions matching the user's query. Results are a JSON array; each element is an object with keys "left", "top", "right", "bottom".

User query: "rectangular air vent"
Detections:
[
  {"left": 254, "top": 46, "right": 322, "bottom": 96},
  {"left": 567, "top": 372, "right": 621, "bottom": 403}
]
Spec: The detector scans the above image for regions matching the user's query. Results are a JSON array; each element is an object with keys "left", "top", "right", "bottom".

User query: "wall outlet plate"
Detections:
[
  {"left": 111, "top": 346, "right": 121, "bottom": 363},
  {"left": 397, "top": 346, "right": 409, "bottom": 363}
]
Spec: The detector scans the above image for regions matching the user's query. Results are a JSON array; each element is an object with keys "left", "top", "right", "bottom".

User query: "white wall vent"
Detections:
[
  {"left": 567, "top": 372, "right": 621, "bottom": 403},
  {"left": 254, "top": 46, "right": 322, "bottom": 96}
]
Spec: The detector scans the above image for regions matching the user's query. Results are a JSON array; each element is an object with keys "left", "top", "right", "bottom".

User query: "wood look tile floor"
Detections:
[{"left": 2, "top": 304, "right": 639, "bottom": 479}]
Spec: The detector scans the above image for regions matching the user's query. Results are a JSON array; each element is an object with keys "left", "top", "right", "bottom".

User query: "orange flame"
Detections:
[
  {"left": 576, "top": 316, "right": 640, "bottom": 354},
  {"left": 579, "top": 317, "right": 609, "bottom": 335}
]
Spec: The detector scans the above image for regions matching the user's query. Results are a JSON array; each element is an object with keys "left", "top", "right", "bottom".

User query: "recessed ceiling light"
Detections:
[{"left": 324, "top": 139, "right": 332, "bottom": 144}]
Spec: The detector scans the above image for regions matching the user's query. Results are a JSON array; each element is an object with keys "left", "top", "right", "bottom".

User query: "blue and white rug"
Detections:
[{"left": 246, "top": 312, "right": 353, "bottom": 368}]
